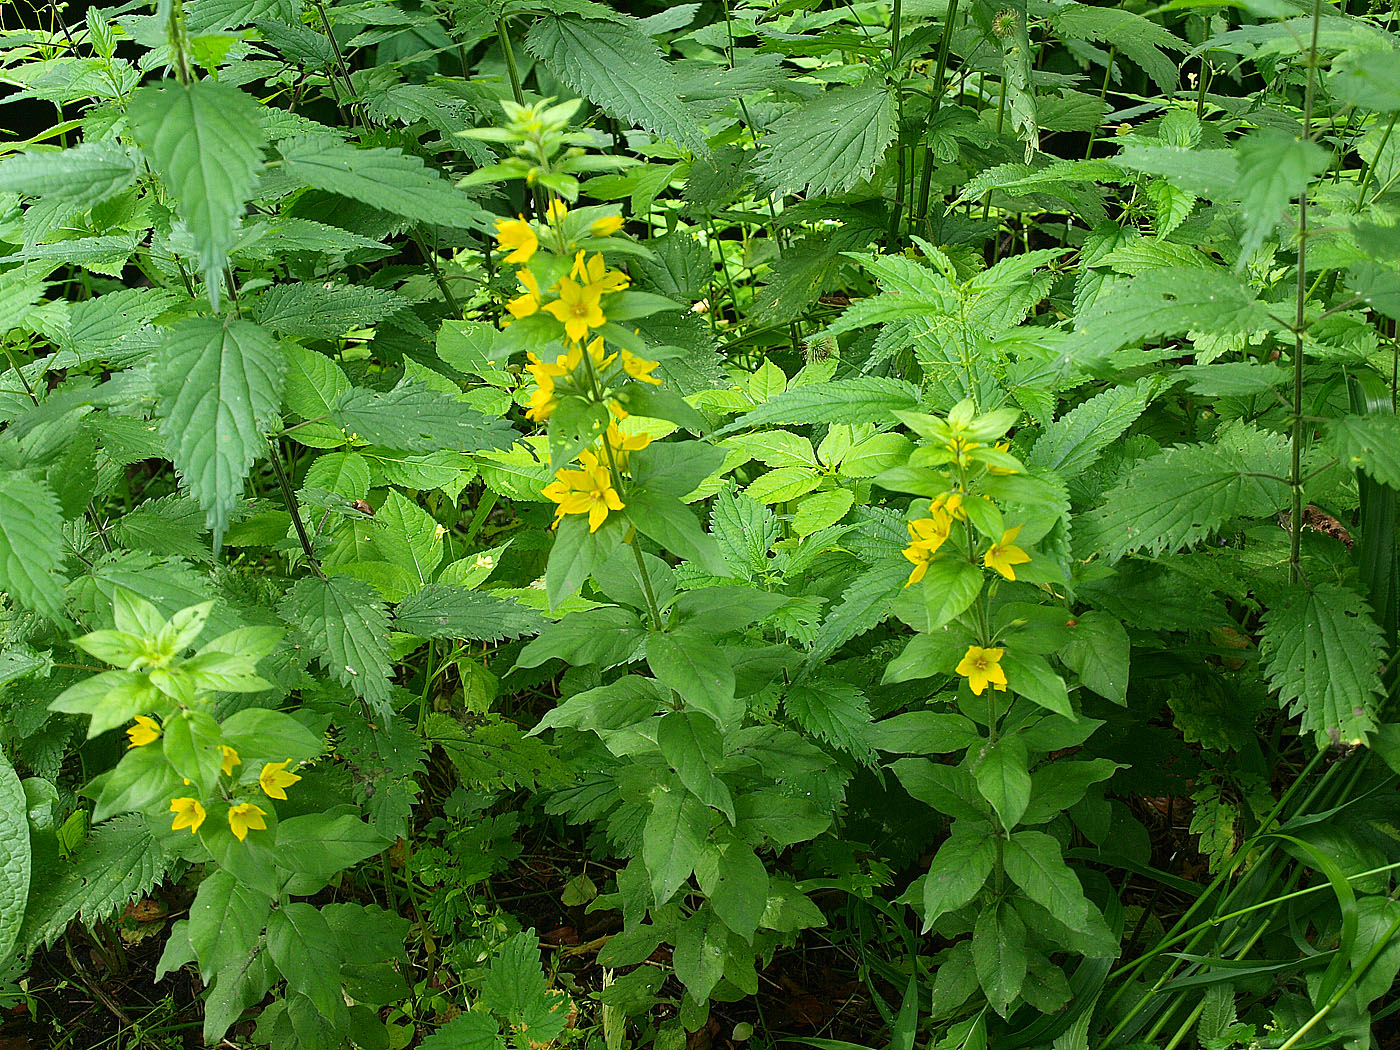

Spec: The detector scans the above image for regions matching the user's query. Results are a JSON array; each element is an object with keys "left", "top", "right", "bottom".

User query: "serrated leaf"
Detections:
[
  {"left": 127, "top": 81, "right": 267, "bottom": 305},
  {"left": 0, "top": 141, "right": 138, "bottom": 209},
  {"left": 807, "top": 561, "right": 909, "bottom": 664},
  {"left": 156, "top": 318, "right": 286, "bottom": 549},
  {"left": 279, "top": 135, "right": 490, "bottom": 229},
  {"left": 754, "top": 85, "right": 895, "bottom": 198},
  {"left": 710, "top": 487, "right": 779, "bottom": 576},
  {"left": 394, "top": 585, "right": 544, "bottom": 641},
  {"left": 1261, "top": 584, "right": 1385, "bottom": 746},
  {"left": 1235, "top": 129, "right": 1328, "bottom": 266},
  {"left": 1028, "top": 379, "right": 1155, "bottom": 480},
  {"left": 526, "top": 15, "right": 708, "bottom": 156},
  {"left": 717, "top": 377, "right": 920, "bottom": 436},
  {"left": 284, "top": 575, "right": 392, "bottom": 711},
  {"left": 0, "top": 749, "right": 29, "bottom": 963},
  {"left": 783, "top": 679, "right": 877, "bottom": 766},
  {"left": 253, "top": 282, "right": 405, "bottom": 341},
  {"left": 331, "top": 383, "right": 517, "bottom": 453},
  {"left": 0, "top": 474, "right": 69, "bottom": 620},
  {"left": 1072, "top": 268, "right": 1272, "bottom": 358},
  {"left": 1329, "top": 414, "right": 1400, "bottom": 488}
]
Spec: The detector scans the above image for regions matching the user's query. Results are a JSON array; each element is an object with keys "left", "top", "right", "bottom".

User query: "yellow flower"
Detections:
[
  {"left": 543, "top": 276, "right": 606, "bottom": 343},
  {"left": 494, "top": 216, "right": 537, "bottom": 263},
  {"left": 228, "top": 802, "right": 268, "bottom": 842},
  {"left": 946, "top": 435, "right": 980, "bottom": 466},
  {"left": 902, "top": 516, "right": 952, "bottom": 586},
  {"left": 602, "top": 422, "right": 652, "bottom": 471},
  {"left": 259, "top": 760, "right": 302, "bottom": 800},
  {"left": 619, "top": 348, "right": 661, "bottom": 385},
  {"left": 956, "top": 645, "right": 1008, "bottom": 696},
  {"left": 570, "top": 250, "right": 630, "bottom": 294},
  {"left": 983, "top": 525, "right": 1031, "bottom": 581},
  {"left": 218, "top": 745, "right": 241, "bottom": 776},
  {"left": 126, "top": 715, "right": 160, "bottom": 748},
  {"left": 591, "top": 214, "right": 624, "bottom": 237},
  {"left": 931, "top": 491, "right": 966, "bottom": 521},
  {"left": 170, "top": 797, "right": 205, "bottom": 835},
  {"left": 541, "top": 451, "right": 624, "bottom": 532},
  {"left": 546, "top": 199, "right": 568, "bottom": 226},
  {"left": 506, "top": 268, "right": 544, "bottom": 320}
]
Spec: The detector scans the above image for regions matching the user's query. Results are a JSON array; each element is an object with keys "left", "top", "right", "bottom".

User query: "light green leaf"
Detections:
[
  {"left": 0, "top": 748, "right": 30, "bottom": 963},
  {"left": 395, "top": 585, "right": 544, "bottom": 642},
  {"left": 792, "top": 489, "right": 856, "bottom": 536},
  {"left": 1261, "top": 583, "right": 1385, "bottom": 746},
  {"left": 743, "top": 466, "right": 822, "bottom": 504},
  {"left": 1235, "top": 129, "right": 1328, "bottom": 266},
  {"left": 126, "top": 80, "right": 267, "bottom": 304},
  {"left": 283, "top": 575, "right": 393, "bottom": 712},
  {"left": 1027, "top": 379, "right": 1155, "bottom": 480},
  {"left": 265, "top": 902, "right": 343, "bottom": 1018},
  {"left": 374, "top": 490, "right": 443, "bottom": 587},
  {"left": 156, "top": 319, "right": 286, "bottom": 549},
  {"left": 921, "top": 834, "right": 996, "bottom": 929},
  {"left": 419, "top": 1010, "right": 505, "bottom": 1050},
  {"left": 1329, "top": 414, "right": 1400, "bottom": 488},
  {"left": 1059, "top": 611, "right": 1129, "bottom": 705},
  {"left": 0, "top": 474, "right": 69, "bottom": 621},
  {"left": 0, "top": 141, "right": 138, "bottom": 210},
  {"left": 643, "top": 785, "right": 711, "bottom": 904},
  {"left": 974, "top": 735, "right": 1032, "bottom": 830},
  {"left": 717, "top": 377, "right": 920, "bottom": 436},
  {"left": 1001, "top": 649, "right": 1073, "bottom": 719},
  {"left": 657, "top": 710, "right": 735, "bottom": 822},
  {"left": 891, "top": 558, "right": 983, "bottom": 633},
  {"left": 188, "top": 870, "right": 272, "bottom": 982},
  {"left": 754, "top": 85, "right": 895, "bottom": 198}
]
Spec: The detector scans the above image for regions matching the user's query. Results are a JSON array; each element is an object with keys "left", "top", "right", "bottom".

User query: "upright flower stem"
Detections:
[
  {"left": 913, "top": 0, "right": 959, "bottom": 230},
  {"left": 885, "top": 0, "right": 906, "bottom": 247}
]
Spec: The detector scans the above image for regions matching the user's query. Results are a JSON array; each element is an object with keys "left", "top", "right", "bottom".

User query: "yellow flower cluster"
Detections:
[
  {"left": 148, "top": 731, "right": 303, "bottom": 841},
  {"left": 542, "top": 424, "right": 652, "bottom": 532},
  {"left": 901, "top": 493, "right": 965, "bottom": 586}
]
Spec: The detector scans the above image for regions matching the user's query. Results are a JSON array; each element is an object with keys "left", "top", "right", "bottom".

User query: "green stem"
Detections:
[
  {"left": 886, "top": 0, "right": 906, "bottom": 247},
  {"left": 268, "top": 438, "right": 326, "bottom": 579},
  {"left": 496, "top": 18, "right": 527, "bottom": 106},
  {"left": 913, "top": 0, "right": 960, "bottom": 229}
]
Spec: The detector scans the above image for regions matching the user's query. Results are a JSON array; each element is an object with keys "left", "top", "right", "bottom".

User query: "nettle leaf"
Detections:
[
  {"left": 1027, "top": 379, "right": 1156, "bottom": 480},
  {"left": 252, "top": 282, "right": 406, "bottom": 341},
  {"left": 1261, "top": 584, "right": 1385, "bottom": 746},
  {"left": 0, "top": 140, "right": 139, "bottom": 210},
  {"left": 1080, "top": 422, "right": 1290, "bottom": 561},
  {"left": 526, "top": 15, "right": 709, "bottom": 156},
  {"left": 395, "top": 585, "right": 544, "bottom": 642},
  {"left": 716, "top": 377, "right": 920, "bottom": 436},
  {"left": 754, "top": 84, "right": 896, "bottom": 198},
  {"left": 1051, "top": 2, "right": 1185, "bottom": 92},
  {"left": 331, "top": 383, "right": 517, "bottom": 453},
  {"left": 807, "top": 561, "right": 909, "bottom": 665},
  {"left": 1328, "top": 414, "right": 1400, "bottom": 487},
  {"left": 1235, "top": 129, "right": 1329, "bottom": 266},
  {"left": 284, "top": 575, "right": 393, "bottom": 712},
  {"left": 279, "top": 136, "right": 490, "bottom": 230},
  {"left": 783, "top": 679, "right": 878, "bottom": 766},
  {"left": 0, "top": 473, "right": 69, "bottom": 620},
  {"left": 0, "top": 749, "right": 29, "bottom": 963},
  {"left": 156, "top": 318, "right": 286, "bottom": 549},
  {"left": 126, "top": 80, "right": 267, "bottom": 304}
]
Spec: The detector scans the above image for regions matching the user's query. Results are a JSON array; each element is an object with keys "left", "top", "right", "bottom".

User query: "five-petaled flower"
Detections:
[
  {"left": 545, "top": 199, "right": 568, "bottom": 226},
  {"left": 543, "top": 275, "right": 606, "bottom": 342},
  {"left": 620, "top": 348, "right": 661, "bottom": 385},
  {"left": 494, "top": 217, "right": 537, "bottom": 263},
  {"left": 228, "top": 802, "right": 268, "bottom": 842},
  {"left": 506, "top": 268, "right": 544, "bottom": 320},
  {"left": 902, "top": 516, "right": 952, "bottom": 586},
  {"left": 542, "top": 451, "right": 624, "bottom": 532},
  {"left": 956, "top": 645, "right": 1008, "bottom": 696},
  {"left": 569, "top": 250, "right": 630, "bottom": 294},
  {"left": 983, "top": 525, "right": 1031, "bottom": 581},
  {"left": 218, "top": 745, "right": 241, "bottom": 776},
  {"left": 259, "top": 760, "right": 302, "bottom": 800},
  {"left": 126, "top": 715, "right": 160, "bottom": 748},
  {"left": 170, "top": 797, "right": 205, "bottom": 834}
]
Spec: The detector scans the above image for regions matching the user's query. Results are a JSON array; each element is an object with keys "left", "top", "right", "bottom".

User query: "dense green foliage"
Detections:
[{"left": 3, "top": 0, "right": 1400, "bottom": 1047}]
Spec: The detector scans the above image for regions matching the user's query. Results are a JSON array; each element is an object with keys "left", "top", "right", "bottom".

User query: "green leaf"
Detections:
[
  {"left": 0, "top": 474, "right": 69, "bottom": 620},
  {"left": 283, "top": 575, "right": 392, "bottom": 712},
  {"left": 754, "top": 85, "right": 896, "bottom": 198},
  {"left": 275, "top": 813, "right": 390, "bottom": 887},
  {"left": 783, "top": 679, "right": 877, "bottom": 766},
  {"left": 647, "top": 629, "right": 738, "bottom": 728},
  {"left": 1081, "top": 422, "right": 1290, "bottom": 561},
  {"left": 657, "top": 710, "right": 735, "bottom": 822},
  {"left": 395, "top": 585, "right": 544, "bottom": 642},
  {"left": 891, "top": 558, "right": 983, "bottom": 633},
  {"left": 0, "top": 748, "right": 30, "bottom": 963},
  {"left": 643, "top": 784, "right": 711, "bottom": 904},
  {"left": 483, "top": 930, "right": 569, "bottom": 1042},
  {"left": 1060, "top": 611, "right": 1129, "bottom": 705},
  {"left": 1003, "top": 830, "right": 1094, "bottom": 930},
  {"left": 525, "top": 16, "right": 709, "bottom": 156},
  {"left": 1235, "top": 129, "right": 1328, "bottom": 266},
  {"left": 702, "top": 844, "right": 769, "bottom": 942},
  {"left": 517, "top": 606, "right": 646, "bottom": 669},
  {"left": 973, "top": 900, "right": 1027, "bottom": 1017},
  {"left": 1027, "top": 379, "right": 1155, "bottom": 480},
  {"left": 808, "top": 562, "right": 910, "bottom": 665},
  {"left": 545, "top": 513, "right": 624, "bottom": 609},
  {"left": 374, "top": 490, "right": 443, "bottom": 588},
  {"left": 733, "top": 789, "right": 833, "bottom": 847},
  {"left": 1022, "top": 758, "right": 1120, "bottom": 825},
  {"left": 266, "top": 902, "right": 344, "bottom": 1018},
  {"left": 0, "top": 141, "right": 138, "bottom": 209},
  {"left": 673, "top": 907, "right": 728, "bottom": 1002},
  {"left": 1260, "top": 583, "right": 1385, "bottom": 746},
  {"left": 716, "top": 378, "right": 920, "bottom": 437},
  {"left": 710, "top": 488, "right": 779, "bottom": 576},
  {"left": 1001, "top": 649, "right": 1073, "bottom": 719},
  {"left": 253, "top": 282, "right": 405, "bottom": 341},
  {"left": 419, "top": 1010, "right": 506, "bottom": 1050},
  {"left": 279, "top": 136, "right": 491, "bottom": 229},
  {"left": 1329, "top": 414, "right": 1400, "bottom": 488},
  {"left": 974, "top": 735, "right": 1032, "bottom": 830},
  {"left": 921, "top": 834, "right": 996, "bottom": 929},
  {"left": 868, "top": 711, "right": 981, "bottom": 755},
  {"left": 331, "top": 383, "right": 517, "bottom": 453},
  {"left": 188, "top": 870, "right": 272, "bottom": 981},
  {"left": 156, "top": 319, "right": 286, "bottom": 549},
  {"left": 126, "top": 80, "right": 267, "bottom": 304}
]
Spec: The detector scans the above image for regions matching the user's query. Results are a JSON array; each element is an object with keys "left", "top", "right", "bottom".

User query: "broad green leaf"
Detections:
[
  {"left": 188, "top": 870, "right": 272, "bottom": 981},
  {"left": 419, "top": 1010, "right": 506, "bottom": 1050},
  {"left": 156, "top": 319, "right": 286, "bottom": 549},
  {"left": 643, "top": 785, "right": 711, "bottom": 904},
  {"left": 0, "top": 474, "right": 68, "bottom": 620},
  {"left": 127, "top": 80, "right": 267, "bottom": 304},
  {"left": 1003, "top": 830, "right": 1093, "bottom": 930},
  {"left": 1027, "top": 379, "right": 1155, "bottom": 480},
  {"left": 1059, "top": 611, "right": 1130, "bottom": 705},
  {"left": 710, "top": 488, "right": 780, "bottom": 576},
  {"left": 1261, "top": 583, "right": 1385, "bottom": 746},
  {"left": 1052, "top": 3, "right": 1185, "bottom": 92},
  {"left": 1021, "top": 758, "right": 1121, "bottom": 825},
  {"left": 0, "top": 748, "right": 30, "bottom": 963},
  {"left": 283, "top": 575, "right": 393, "bottom": 711},
  {"left": 276, "top": 812, "right": 389, "bottom": 887},
  {"left": 973, "top": 900, "right": 1027, "bottom": 1017},
  {"left": 1235, "top": 129, "right": 1328, "bottom": 266},
  {"left": 375, "top": 490, "right": 443, "bottom": 587},
  {"left": 891, "top": 558, "right": 983, "bottom": 633},
  {"left": 974, "top": 735, "right": 1032, "bottom": 830},
  {"left": 783, "top": 680, "right": 877, "bottom": 766},
  {"left": 265, "top": 902, "right": 343, "bottom": 1018},
  {"left": 482, "top": 930, "right": 568, "bottom": 1041},
  {"left": 754, "top": 85, "right": 895, "bottom": 198},
  {"left": 1001, "top": 649, "right": 1073, "bottom": 719},
  {"left": 0, "top": 141, "right": 138, "bottom": 209},
  {"left": 921, "top": 834, "right": 996, "bottom": 929},
  {"left": 302, "top": 451, "right": 370, "bottom": 498},
  {"left": 517, "top": 606, "right": 645, "bottom": 669},
  {"left": 808, "top": 562, "right": 910, "bottom": 665},
  {"left": 673, "top": 907, "right": 728, "bottom": 1002},
  {"left": 868, "top": 711, "right": 981, "bottom": 754},
  {"left": 657, "top": 710, "right": 735, "bottom": 822},
  {"left": 792, "top": 489, "right": 856, "bottom": 536},
  {"left": 732, "top": 789, "right": 833, "bottom": 847},
  {"left": 525, "top": 16, "right": 708, "bottom": 156},
  {"left": 331, "top": 383, "right": 517, "bottom": 454},
  {"left": 647, "top": 629, "right": 738, "bottom": 727},
  {"left": 717, "top": 378, "right": 920, "bottom": 437},
  {"left": 1329, "top": 414, "right": 1400, "bottom": 488},
  {"left": 743, "top": 466, "right": 822, "bottom": 504},
  {"left": 253, "top": 282, "right": 405, "bottom": 341},
  {"left": 279, "top": 136, "right": 490, "bottom": 229},
  {"left": 702, "top": 845, "right": 768, "bottom": 942},
  {"left": 394, "top": 585, "right": 544, "bottom": 642}
]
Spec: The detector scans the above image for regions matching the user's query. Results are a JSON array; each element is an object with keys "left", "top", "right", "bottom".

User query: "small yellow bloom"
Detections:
[
  {"left": 902, "top": 516, "right": 952, "bottom": 586},
  {"left": 259, "top": 760, "right": 302, "bottom": 801},
  {"left": 619, "top": 348, "right": 661, "bottom": 385},
  {"left": 931, "top": 492, "right": 966, "bottom": 521},
  {"left": 983, "top": 525, "right": 1031, "bottom": 581},
  {"left": 570, "top": 251, "right": 630, "bottom": 294},
  {"left": 541, "top": 451, "right": 624, "bottom": 532},
  {"left": 956, "top": 645, "right": 1008, "bottom": 696},
  {"left": 494, "top": 216, "right": 537, "bottom": 264},
  {"left": 126, "top": 715, "right": 160, "bottom": 749},
  {"left": 228, "top": 802, "right": 268, "bottom": 842},
  {"left": 946, "top": 435, "right": 981, "bottom": 465},
  {"left": 170, "top": 797, "right": 206, "bottom": 835},
  {"left": 543, "top": 276, "right": 606, "bottom": 343},
  {"left": 545, "top": 199, "right": 568, "bottom": 226},
  {"left": 591, "top": 214, "right": 624, "bottom": 237},
  {"left": 603, "top": 422, "right": 652, "bottom": 471},
  {"left": 218, "top": 745, "right": 241, "bottom": 776},
  {"left": 506, "top": 268, "right": 544, "bottom": 320}
]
